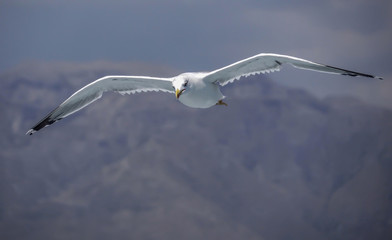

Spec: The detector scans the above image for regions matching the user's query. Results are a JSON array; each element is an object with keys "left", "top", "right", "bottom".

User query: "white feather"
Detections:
[{"left": 203, "top": 53, "right": 381, "bottom": 86}]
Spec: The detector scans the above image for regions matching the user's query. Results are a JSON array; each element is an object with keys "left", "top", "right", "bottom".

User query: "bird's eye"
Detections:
[{"left": 183, "top": 80, "right": 188, "bottom": 87}]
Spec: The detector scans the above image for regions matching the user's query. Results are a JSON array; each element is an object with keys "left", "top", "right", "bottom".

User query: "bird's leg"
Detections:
[{"left": 216, "top": 100, "right": 228, "bottom": 106}]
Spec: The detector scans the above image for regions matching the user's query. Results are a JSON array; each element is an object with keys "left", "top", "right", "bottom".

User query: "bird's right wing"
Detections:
[{"left": 26, "top": 75, "right": 174, "bottom": 135}]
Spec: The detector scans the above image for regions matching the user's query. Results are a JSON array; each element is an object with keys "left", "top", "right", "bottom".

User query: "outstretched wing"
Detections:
[
  {"left": 203, "top": 53, "right": 382, "bottom": 86},
  {"left": 26, "top": 75, "right": 174, "bottom": 135}
]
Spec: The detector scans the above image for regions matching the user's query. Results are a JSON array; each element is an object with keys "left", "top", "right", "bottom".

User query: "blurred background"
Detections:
[{"left": 1, "top": 0, "right": 391, "bottom": 239}]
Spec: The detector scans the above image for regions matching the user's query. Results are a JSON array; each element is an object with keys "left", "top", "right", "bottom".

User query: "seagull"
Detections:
[{"left": 26, "top": 53, "right": 382, "bottom": 135}]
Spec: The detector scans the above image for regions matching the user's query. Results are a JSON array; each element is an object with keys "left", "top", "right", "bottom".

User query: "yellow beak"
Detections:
[{"left": 175, "top": 89, "right": 184, "bottom": 99}]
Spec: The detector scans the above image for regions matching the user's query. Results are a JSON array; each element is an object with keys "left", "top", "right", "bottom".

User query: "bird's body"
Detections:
[
  {"left": 173, "top": 72, "right": 224, "bottom": 108},
  {"left": 26, "top": 53, "right": 383, "bottom": 135}
]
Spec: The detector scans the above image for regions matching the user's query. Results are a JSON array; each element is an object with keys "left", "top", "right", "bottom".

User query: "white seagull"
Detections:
[{"left": 26, "top": 53, "right": 382, "bottom": 135}]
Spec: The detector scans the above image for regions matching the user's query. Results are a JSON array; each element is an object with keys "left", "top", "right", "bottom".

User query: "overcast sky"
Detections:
[{"left": 1, "top": 0, "right": 391, "bottom": 108}]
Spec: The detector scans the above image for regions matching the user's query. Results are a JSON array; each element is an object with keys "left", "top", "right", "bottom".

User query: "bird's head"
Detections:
[{"left": 172, "top": 78, "right": 190, "bottom": 99}]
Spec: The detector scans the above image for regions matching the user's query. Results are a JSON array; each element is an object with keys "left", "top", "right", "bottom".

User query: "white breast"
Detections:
[{"left": 179, "top": 81, "right": 224, "bottom": 109}]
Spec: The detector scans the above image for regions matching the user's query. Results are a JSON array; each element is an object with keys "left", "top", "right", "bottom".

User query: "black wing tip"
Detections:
[
  {"left": 26, "top": 108, "right": 61, "bottom": 136},
  {"left": 26, "top": 129, "right": 36, "bottom": 135},
  {"left": 324, "top": 64, "right": 383, "bottom": 80},
  {"left": 26, "top": 117, "right": 57, "bottom": 136},
  {"left": 341, "top": 73, "right": 383, "bottom": 80}
]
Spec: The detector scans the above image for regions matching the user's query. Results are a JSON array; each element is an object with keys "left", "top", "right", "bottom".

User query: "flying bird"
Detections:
[{"left": 26, "top": 53, "right": 382, "bottom": 135}]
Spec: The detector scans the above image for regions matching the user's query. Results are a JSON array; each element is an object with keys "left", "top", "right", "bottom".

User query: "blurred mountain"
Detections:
[{"left": 0, "top": 62, "right": 391, "bottom": 240}]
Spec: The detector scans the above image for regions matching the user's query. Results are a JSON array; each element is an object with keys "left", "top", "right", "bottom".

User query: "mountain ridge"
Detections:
[{"left": 1, "top": 62, "right": 391, "bottom": 240}]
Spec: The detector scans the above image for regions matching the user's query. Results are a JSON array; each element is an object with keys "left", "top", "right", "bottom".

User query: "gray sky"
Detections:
[{"left": 1, "top": 0, "right": 391, "bottom": 108}]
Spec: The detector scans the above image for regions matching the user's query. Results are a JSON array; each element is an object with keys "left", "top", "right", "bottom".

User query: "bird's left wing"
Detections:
[
  {"left": 203, "top": 53, "right": 382, "bottom": 86},
  {"left": 26, "top": 75, "right": 174, "bottom": 135}
]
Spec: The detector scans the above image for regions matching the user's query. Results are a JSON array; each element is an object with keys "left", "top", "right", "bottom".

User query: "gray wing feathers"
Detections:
[
  {"left": 203, "top": 53, "right": 382, "bottom": 86},
  {"left": 203, "top": 54, "right": 282, "bottom": 85},
  {"left": 279, "top": 55, "right": 382, "bottom": 79},
  {"left": 26, "top": 76, "right": 173, "bottom": 135}
]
